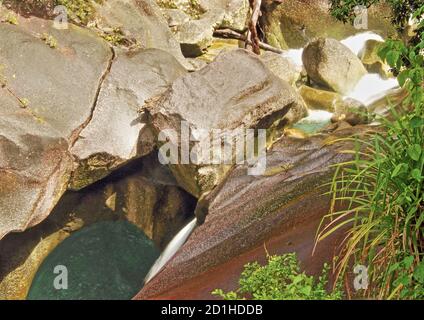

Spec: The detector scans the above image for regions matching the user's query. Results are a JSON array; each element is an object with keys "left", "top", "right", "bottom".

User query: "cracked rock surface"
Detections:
[
  {"left": 69, "top": 48, "right": 187, "bottom": 190},
  {"left": 0, "top": 16, "right": 111, "bottom": 240}
]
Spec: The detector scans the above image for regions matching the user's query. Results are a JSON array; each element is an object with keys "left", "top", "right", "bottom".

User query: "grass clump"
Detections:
[
  {"left": 316, "top": 1, "right": 424, "bottom": 300},
  {"left": 40, "top": 33, "right": 58, "bottom": 48},
  {"left": 55, "top": 0, "right": 101, "bottom": 25}
]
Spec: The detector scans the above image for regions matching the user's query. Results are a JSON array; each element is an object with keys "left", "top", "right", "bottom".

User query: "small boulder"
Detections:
[{"left": 302, "top": 38, "right": 367, "bottom": 95}]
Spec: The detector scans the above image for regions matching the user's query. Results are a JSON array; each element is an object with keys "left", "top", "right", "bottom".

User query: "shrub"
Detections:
[{"left": 212, "top": 253, "right": 343, "bottom": 300}]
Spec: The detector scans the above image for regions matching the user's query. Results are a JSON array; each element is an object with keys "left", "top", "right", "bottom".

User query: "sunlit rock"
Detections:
[
  {"left": 143, "top": 49, "right": 307, "bottom": 198},
  {"left": 302, "top": 38, "right": 367, "bottom": 95},
  {"left": 69, "top": 49, "right": 187, "bottom": 190}
]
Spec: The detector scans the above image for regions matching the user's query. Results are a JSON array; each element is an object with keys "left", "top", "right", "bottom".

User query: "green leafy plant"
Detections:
[
  {"left": 316, "top": 1, "right": 424, "bottom": 300},
  {"left": 212, "top": 253, "right": 343, "bottom": 300},
  {"left": 56, "top": 0, "right": 102, "bottom": 25}
]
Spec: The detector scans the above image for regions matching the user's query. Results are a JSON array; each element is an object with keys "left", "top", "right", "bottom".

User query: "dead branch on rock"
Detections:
[
  {"left": 213, "top": 28, "right": 284, "bottom": 54},
  {"left": 246, "top": 0, "right": 262, "bottom": 54}
]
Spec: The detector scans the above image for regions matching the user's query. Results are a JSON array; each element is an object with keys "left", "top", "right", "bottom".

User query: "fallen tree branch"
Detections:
[
  {"left": 247, "top": 0, "right": 262, "bottom": 54},
  {"left": 213, "top": 28, "right": 285, "bottom": 54}
]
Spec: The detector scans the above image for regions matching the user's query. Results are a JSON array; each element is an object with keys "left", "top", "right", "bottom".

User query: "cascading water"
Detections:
[
  {"left": 144, "top": 218, "right": 197, "bottom": 284},
  {"left": 280, "top": 32, "right": 400, "bottom": 128},
  {"left": 346, "top": 74, "right": 399, "bottom": 106},
  {"left": 340, "top": 32, "right": 384, "bottom": 56},
  {"left": 281, "top": 48, "right": 304, "bottom": 69}
]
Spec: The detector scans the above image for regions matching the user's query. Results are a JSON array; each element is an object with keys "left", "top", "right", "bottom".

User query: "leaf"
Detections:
[
  {"left": 402, "top": 256, "right": 414, "bottom": 268},
  {"left": 410, "top": 116, "right": 424, "bottom": 128},
  {"left": 397, "top": 70, "right": 409, "bottom": 87},
  {"left": 411, "top": 169, "right": 422, "bottom": 181},
  {"left": 386, "top": 51, "right": 400, "bottom": 67},
  {"left": 413, "top": 262, "right": 424, "bottom": 283},
  {"left": 407, "top": 144, "right": 422, "bottom": 161},
  {"left": 391, "top": 163, "right": 406, "bottom": 178}
]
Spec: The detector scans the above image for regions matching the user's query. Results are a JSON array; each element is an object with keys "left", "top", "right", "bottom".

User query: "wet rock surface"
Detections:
[{"left": 136, "top": 126, "right": 371, "bottom": 299}]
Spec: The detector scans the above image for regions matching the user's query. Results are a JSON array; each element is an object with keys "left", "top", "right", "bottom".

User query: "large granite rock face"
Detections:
[
  {"left": 135, "top": 126, "right": 371, "bottom": 299},
  {"left": 93, "top": 0, "right": 191, "bottom": 68},
  {"left": 69, "top": 49, "right": 187, "bottom": 190},
  {"left": 0, "top": 19, "right": 113, "bottom": 140},
  {"left": 302, "top": 38, "right": 367, "bottom": 95},
  {"left": 0, "top": 12, "right": 189, "bottom": 239},
  {"left": 261, "top": 0, "right": 397, "bottom": 49},
  {"left": 0, "top": 16, "right": 112, "bottom": 240},
  {"left": 144, "top": 49, "right": 307, "bottom": 197},
  {"left": 0, "top": 153, "right": 196, "bottom": 299}
]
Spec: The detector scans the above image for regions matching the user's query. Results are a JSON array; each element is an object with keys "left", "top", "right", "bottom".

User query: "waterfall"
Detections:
[
  {"left": 281, "top": 32, "right": 385, "bottom": 69},
  {"left": 346, "top": 74, "right": 399, "bottom": 106},
  {"left": 281, "top": 48, "right": 304, "bottom": 69},
  {"left": 144, "top": 218, "right": 197, "bottom": 284},
  {"left": 340, "top": 32, "right": 384, "bottom": 56}
]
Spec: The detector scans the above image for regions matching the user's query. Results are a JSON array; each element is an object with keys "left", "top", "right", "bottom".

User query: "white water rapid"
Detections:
[
  {"left": 281, "top": 32, "right": 400, "bottom": 108},
  {"left": 144, "top": 218, "right": 198, "bottom": 284}
]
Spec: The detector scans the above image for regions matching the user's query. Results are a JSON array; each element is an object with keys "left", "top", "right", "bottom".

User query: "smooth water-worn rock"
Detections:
[
  {"left": 136, "top": 126, "right": 371, "bottom": 299},
  {"left": 299, "top": 85, "right": 365, "bottom": 113},
  {"left": 0, "top": 15, "right": 113, "bottom": 239},
  {"left": 0, "top": 18, "right": 112, "bottom": 140},
  {"left": 261, "top": 0, "right": 396, "bottom": 49},
  {"left": 93, "top": 0, "right": 190, "bottom": 68},
  {"left": 260, "top": 51, "right": 301, "bottom": 86},
  {"left": 143, "top": 49, "right": 307, "bottom": 197},
  {"left": 0, "top": 153, "right": 195, "bottom": 299},
  {"left": 302, "top": 38, "right": 367, "bottom": 94},
  {"left": 27, "top": 221, "right": 160, "bottom": 300},
  {"left": 70, "top": 49, "right": 187, "bottom": 190},
  {"left": 0, "top": 89, "right": 72, "bottom": 240}
]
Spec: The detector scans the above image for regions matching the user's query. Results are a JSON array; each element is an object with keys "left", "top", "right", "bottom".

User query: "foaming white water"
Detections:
[
  {"left": 304, "top": 110, "right": 333, "bottom": 122},
  {"left": 281, "top": 32, "right": 384, "bottom": 69},
  {"left": 341, "top": 32, "right": 384, "bottom": 56},
  {"left": 281, "top": 48, "right": 304, "bottom": 69},
  {"left": 346, "top": 74, "right": 399, "bottom": 106},
  {"left": 144, "top": 218, "right": 197, "bottom": 284}
]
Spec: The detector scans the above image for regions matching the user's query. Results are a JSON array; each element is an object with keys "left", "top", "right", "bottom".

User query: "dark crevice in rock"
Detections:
[{"left": 69, "top": 45, "right": 116, "bottom": 147}]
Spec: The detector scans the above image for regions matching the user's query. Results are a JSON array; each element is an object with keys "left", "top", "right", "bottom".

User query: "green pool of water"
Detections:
[
  {"left": 292, "top": 120, "right": 330, "bottom": 135},
  {"left": 27, "top": 221, "right": 160, "bottom": 300}
]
